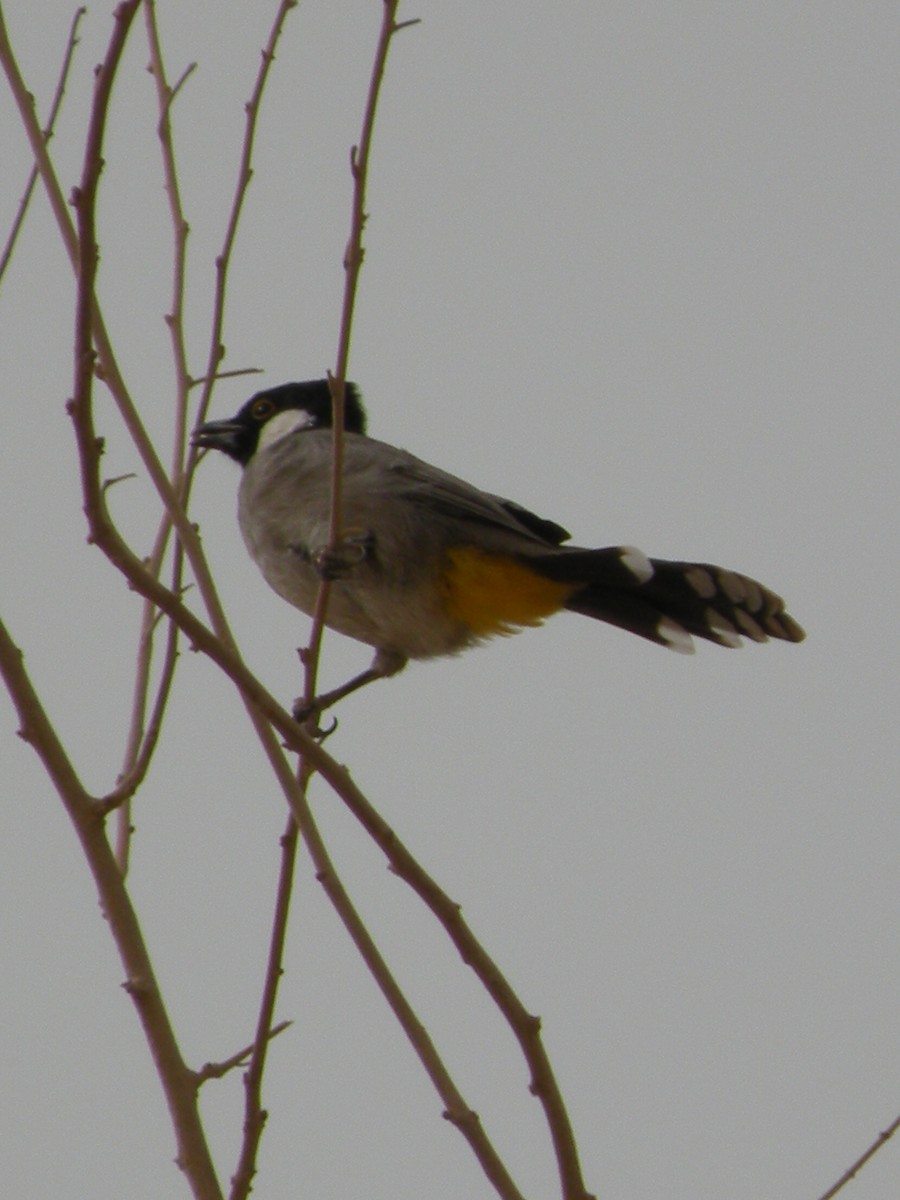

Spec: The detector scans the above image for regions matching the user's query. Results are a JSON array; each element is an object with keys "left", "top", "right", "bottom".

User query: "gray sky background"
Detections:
[{"left": 1, "top": 4, "right": 897, "bottom": 1198}]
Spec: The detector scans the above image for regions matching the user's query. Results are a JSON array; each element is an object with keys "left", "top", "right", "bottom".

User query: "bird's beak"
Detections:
[{"left": 191, "top": 418, "right": 244, "bottom": 455}]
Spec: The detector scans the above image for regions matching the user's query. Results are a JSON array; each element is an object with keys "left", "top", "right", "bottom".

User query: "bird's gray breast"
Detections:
[
  {"left": 235, "top": 431, "right": 468, "bottom": 657},
  {"left": 237, "top": 432, "right": 335, "bottom": 617}
]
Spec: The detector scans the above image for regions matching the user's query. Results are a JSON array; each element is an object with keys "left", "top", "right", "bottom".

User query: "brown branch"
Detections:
[
  {"left": 0, "top": 4, "right": 79, "bottom": 263},
  {"left": 320, "top": 762, "right": 594, "bottom": 1199},
  {"left": 101, "top": 606, "right": 179, "bottom": 819},
  {"left": 74, "top": 9, "right": 307, "bottom": 1192},
  {"left": 0, "top": 4, "right": 84, "bottom": 284},
  {"left": 68, "top": 5, "right": 222, "bottom": 1197},
  {"left": 5, "top": 7, "right": 588, "bottom": 1196},
  {"left": 815, "top": 1112, "right": 900, "bottom": 1200},
  {"left": 1, "top": 0, "right": 241, "bottom": 667},
  {"left": 288, "top": 10, "right": 588, "bottom": 1194},
  {"left": 193, "top": 0, "right": 298, "bottom": 434},
  {"left": 101, "top": 0, "right": 200, "bottom": 871},
  {"left": 195, "top": 1021, "right": 292, "bottom": 1087},
  {"left": 282, "top": 775, "right": 527, "bottom": 1200},
  {"left": 107, "top": 0, "right": 295, "bottom": 854},
  {"left": 40, "top": 440, "right": 530, "bottom": 1200},
  {"left": 302, "top": 0, "right": 417, "bottom": 706},
  {"left": 192, "top": 365, "right": 263, "bottom": 387},
  {"left": 18, "top": 388, "right": 532, "bottom": 1200},
  {"left": 149, "top": 13, "right": 304, "bottom": 1186},
  {"left": 230, "top": 817, "right": 300, "bottom": 1200},
  {"left": 0, "top": 614, "right": 221, "bottom": 1200},
  {"left": 1, "top": 0, "right": 269, "bottom": 691},
  {"left": 144, "top": 0, "right": 193, "bottom": 460}
]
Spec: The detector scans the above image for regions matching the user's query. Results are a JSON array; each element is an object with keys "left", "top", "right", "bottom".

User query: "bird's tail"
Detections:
[{"left": 529, "top": 545, "right": 805, "bottom": 653}]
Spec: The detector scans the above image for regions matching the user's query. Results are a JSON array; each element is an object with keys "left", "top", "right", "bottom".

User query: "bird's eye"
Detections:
[{"left": 251, "top": 397, "right": 275, "bottom": 422}]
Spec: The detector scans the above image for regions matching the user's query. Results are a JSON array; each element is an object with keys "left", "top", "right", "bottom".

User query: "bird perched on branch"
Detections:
[{"left": 193, "top": 380, "right": 804, "bottom": 717}]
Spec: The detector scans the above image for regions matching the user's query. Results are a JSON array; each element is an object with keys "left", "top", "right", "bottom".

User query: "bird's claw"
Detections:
[{"left": 291, "top": 696, "right": 339, "bottom": 741}]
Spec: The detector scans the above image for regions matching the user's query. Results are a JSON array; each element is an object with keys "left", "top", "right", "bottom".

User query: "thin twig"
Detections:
[
  {"left": 107, "top": 513, "right": 181, "bottom": 866},
  {"left": 0, "top": 4, "right": 79, "bottom": 263},
  {"left": 8, "top": 386, "right": 531, "bottom": 1200},
  {"left": 103, "top": 0, "right": 200, "bottom": 872},
  {"left": 302, "top": 0, "right": 415, "bottom": 708},
  {"left": 19, "top": 415, "right": 526, "bottom": 1199},
  {"left": 108, "top": 0, "right": 292, "bottom": 858},
  {"left": 230, "top": 818, "right": 300, "bottom": 1200},
  {"left": 2, "top": 10, "right": 344, "bottom": 1195},
  {"left": 296, "top": 7, "right": 588, "bottom": 1195},
  {"left": 0, "top": 615, "right": 222, "bottom": 1200},
  {"left": 283, "top": 776, "right": 527, "bottom": 1200},
  {"left": 191, "top": 365, "right": 263, "bottom": 387},
  {"left": 145, "top": 0, "right": 193, "bottom": 460},
  {"left": 2, "top": 0, "right": 251, "bottom": 692},
  {"left": 815, "top": 1112, "right": 900, "bottom": 1200},
  {"left": 324, "top": 765, "right": 594, "bottom": 1200},
  {"left": 195, "top": 1021, "right": 292, "bottom": 1086},
  {"left": 2, "top": 0, "right": 242, "bottom": 666},
  {"left": 102, "top": 609, "right": 179, "bottom": 819},
  {"left": 69, "top": 5, "right": 222, "bottom": 1196},
  {"left": 193, "top": 0, "right": 298, "bottom": 436},
  {"left": 5, "top": 7, "right": 588, "bottom": 1196},
  {"left": 0, "top": 5, "right": 84, "bottom": 284}
]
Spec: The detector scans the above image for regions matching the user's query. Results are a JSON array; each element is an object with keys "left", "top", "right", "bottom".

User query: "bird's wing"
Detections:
[{"left": 387, "top": 458, "right": 572, "bottom": 547}]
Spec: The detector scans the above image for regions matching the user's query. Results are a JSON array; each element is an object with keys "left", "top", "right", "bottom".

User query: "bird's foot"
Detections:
[
  {"left": 309, "top": 529, "right": 374, "bottom": 581},
  {"left": 291, "top": 696, "right": 339, "bottom": 740},
  {"left": 290, "top": 652, "right": 407, "bottom": 731}
]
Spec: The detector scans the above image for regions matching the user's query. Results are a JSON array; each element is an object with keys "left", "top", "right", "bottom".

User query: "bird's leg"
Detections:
[
  {"left": 292, "top": 648, "right": 407, "bottom": 723},
  {"left": 308, "top": 527, "right": 375, "bottom": 581}
]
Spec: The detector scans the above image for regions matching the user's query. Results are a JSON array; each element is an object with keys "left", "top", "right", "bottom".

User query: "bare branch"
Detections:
[
  {"left": 301, "top": 0, "right": 413, "bottom": 707},
  {"left": 0, "top": 4, "right": 84, "bottom": 284},
  {"left": 4, "top": 8, "right": 593, "bottom": 1197},
  {"left": 230, "top": 818, "right": 300, "bottom": 1200},
  {"left": 1, "top": 0, "right": 243, "bottom": 670},
  {"left": 145, "top": 0, "right": 192, "bottom": 458},
  {"left": 0, "top": 617, "right": 93, "bottom": 812},
  {"left": 283, "top": 775, "right": 527, "bottom": 1200},
  {"left": 195, "top": 1021, "right": 292, "bottom": 1087},
  {"left": 191, "top": 366, "right": 263, "bottom": 387},
  {"left": 100, "top": 0, "right": 202, "bottom": 872},
  {"left": 101, "top": 611, "right": 179, "bottom": 819},
  {"left": 815, "top": 1112, "right": 900, "bottom": 1200},
  {"left": 193, "top": 0, "right": 298, "bottom": 433},
  {"left": 0, "top": 613, "right": 222, "bottom": 1200},
  {"left": 105, "top": 2, "right": 293, "bottom": 865},
  {"left": 283, "top": 9, "right": 589, "bottom": 1194},
  {"left": 68, "top": 5, "right": 222, "bottom": 1196},
  {"left": 0, "top": 3, "right": 80, "bottom": 266},
  {"left": 163, "top": 58, "right": 197, "bottom": 115},
  {"left": 321, "top": 761, "right": 594, "bottom": 1199}
]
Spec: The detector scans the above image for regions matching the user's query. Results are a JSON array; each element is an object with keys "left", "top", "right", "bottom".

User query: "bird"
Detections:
[{"left": 192, "top": 379, "right": 804, "bottom": 717}]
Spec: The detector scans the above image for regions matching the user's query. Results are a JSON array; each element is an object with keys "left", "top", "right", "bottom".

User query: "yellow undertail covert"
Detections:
[{"left": 441, "top": 546, "right": 575, "bottom": 637}]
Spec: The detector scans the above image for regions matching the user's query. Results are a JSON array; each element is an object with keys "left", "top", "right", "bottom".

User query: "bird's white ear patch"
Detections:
[{"left": 257, "top": 408, "right": 318, "bottom": 451}]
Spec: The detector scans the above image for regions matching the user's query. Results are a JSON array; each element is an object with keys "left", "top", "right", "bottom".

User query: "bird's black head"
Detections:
[{"left": 192, "top": 379, "right": 367, "bottom": 466}]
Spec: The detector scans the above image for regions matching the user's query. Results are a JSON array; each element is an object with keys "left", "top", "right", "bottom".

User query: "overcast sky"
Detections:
[{"left": 1, "top": 4, "right": 898, "bottom": 1198}]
